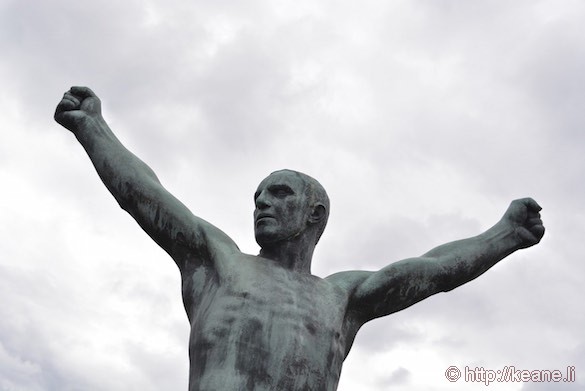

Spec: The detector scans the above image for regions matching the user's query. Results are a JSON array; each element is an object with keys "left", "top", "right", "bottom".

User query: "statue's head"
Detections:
[{"left": 254, "top": 169, "right": 329, "bottom": 249}]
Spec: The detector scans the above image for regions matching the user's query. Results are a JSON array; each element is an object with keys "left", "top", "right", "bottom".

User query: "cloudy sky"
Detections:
[{"left": 1, "top": 0, "right": 584, "bottom": 390}]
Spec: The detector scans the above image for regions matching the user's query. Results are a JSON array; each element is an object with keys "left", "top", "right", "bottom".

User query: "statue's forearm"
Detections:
[
  {"left": 424, "top": 222, "right": 521, "bottom": 291},
  {"left": 73, "top": 116, "right": 161, "bottom": 211}
]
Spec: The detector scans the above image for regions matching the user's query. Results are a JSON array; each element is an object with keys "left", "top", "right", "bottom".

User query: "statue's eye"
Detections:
[{"left": 272, "top": 186, "right": 293, "bottom": 198}]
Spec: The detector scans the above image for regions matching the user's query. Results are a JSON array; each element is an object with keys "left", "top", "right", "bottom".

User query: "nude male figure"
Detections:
[{"left": 55, "top": 86, "right": 545, "bottom": 391}]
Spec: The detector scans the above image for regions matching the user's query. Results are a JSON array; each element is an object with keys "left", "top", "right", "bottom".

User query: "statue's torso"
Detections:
[{"left": 181, "top": 254, "right": 359, "bottom": 391}]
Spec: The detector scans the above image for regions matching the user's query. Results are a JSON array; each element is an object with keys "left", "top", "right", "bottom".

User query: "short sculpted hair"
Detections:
[{"left": 272, "top": 169, "right": 330, "bottom": 245}]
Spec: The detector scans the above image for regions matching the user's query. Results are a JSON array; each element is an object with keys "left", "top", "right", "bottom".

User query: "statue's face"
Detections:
[{"left": 254, "top": 171, "right": 310, "bottom": 247}]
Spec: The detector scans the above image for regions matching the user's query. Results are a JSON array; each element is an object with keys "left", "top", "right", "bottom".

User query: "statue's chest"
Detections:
[
  {"left": 225, "top": 270, "right": 339, "bottom": 323},
  {"left": 198, "top": 264, "right": 347, "bottom": 341}
]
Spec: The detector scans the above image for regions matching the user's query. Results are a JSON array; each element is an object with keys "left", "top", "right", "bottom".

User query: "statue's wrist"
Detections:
[
  {"left": 73, "top": 114, "right": 108, "bottom": 143},
  {"left": 75, "top": 113, "right": 103, "bottom": 130},
  {"left": 486, "top": 220, "right": 522, "bottom": 253}
]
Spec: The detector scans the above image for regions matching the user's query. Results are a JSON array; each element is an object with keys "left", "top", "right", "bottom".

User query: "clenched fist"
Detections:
[
  {"left": 54, "top": 86, "right": 102, "bottom": 132},
  {"left": 500, "top": 198, "right": 545, "bottom": 249}
]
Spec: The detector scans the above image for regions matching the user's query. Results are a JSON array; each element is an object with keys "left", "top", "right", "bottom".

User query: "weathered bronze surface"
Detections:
[{"left": 55, "top": 86, "right": 545, "bottom": 391}]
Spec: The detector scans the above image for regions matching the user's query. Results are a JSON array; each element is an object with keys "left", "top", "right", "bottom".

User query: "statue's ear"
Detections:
[{"left": 309, "top": 203, "right": 326, "bottom": 224}]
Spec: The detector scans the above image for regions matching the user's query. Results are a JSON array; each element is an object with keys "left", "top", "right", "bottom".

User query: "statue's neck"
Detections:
[{"left": 259, "top": 235, "right": 315, "bottom": 274}]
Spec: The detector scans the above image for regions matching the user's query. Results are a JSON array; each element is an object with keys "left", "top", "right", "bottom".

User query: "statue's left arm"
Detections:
[
  {"left": 339, "top": 198, "right": 544, "bottom": 322},
  {"left": 54, "top": 86, "right": 240, "bottom": 274}
]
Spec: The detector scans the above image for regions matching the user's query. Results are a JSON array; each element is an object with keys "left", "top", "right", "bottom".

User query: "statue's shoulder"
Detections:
[{"left": 325, "top": 270, "right": 371, "bottom": 293}]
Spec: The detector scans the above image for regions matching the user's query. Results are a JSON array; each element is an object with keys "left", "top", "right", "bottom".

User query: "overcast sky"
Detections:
[{"left": 1, "top": 0, "right": 584, "bottom": 390}]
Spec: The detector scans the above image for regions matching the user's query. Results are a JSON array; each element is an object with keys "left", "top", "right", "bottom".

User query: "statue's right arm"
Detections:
[{"left": 54, "top": 87, "right": 239, "bottom": 272}]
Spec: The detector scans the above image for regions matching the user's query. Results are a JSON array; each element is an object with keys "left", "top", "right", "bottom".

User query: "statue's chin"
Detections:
[{"left": 255, "top": 229, "right": 306, "bottom": 250}]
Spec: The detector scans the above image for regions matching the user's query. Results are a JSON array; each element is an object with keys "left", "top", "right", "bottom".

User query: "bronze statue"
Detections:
[{"left": 55, "top": 86, "right": 545, "bottom": 391}]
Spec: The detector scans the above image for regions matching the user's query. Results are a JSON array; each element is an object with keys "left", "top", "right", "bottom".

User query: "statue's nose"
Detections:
[{"left": 255, "top": 191, "right": 271, "bottom": 210}]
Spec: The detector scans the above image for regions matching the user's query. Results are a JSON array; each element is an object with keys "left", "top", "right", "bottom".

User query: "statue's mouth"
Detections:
[{"left": 256, "top": 213, "right": 275, "bottom": 224}]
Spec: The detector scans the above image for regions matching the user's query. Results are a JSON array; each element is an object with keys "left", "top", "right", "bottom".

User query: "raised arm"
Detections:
[
  {"left": 335, "top": 198, "right": 544, "bottom": 323},
  {"left": 54, "top": 87, "right": 239, "bottom": 272}
]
